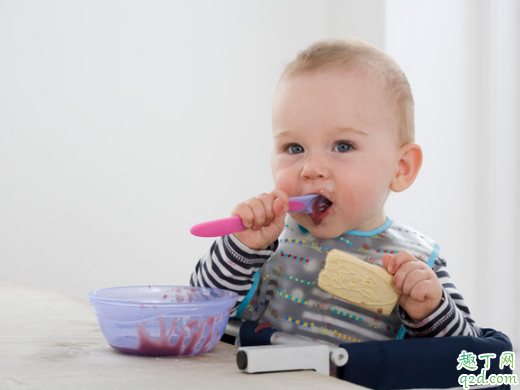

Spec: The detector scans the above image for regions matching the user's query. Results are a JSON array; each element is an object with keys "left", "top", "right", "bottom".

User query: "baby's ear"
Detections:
[{"left": 390, "top": 143, "right": 423, "bottom": 192}]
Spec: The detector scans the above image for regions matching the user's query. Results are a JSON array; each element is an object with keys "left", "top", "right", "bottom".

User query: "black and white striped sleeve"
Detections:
[
  {"left": 398, "top": 256, "right": 481, "bottom": 338},
  {"left": 190, "top": 234, "right": 277, "bottom": 312}
]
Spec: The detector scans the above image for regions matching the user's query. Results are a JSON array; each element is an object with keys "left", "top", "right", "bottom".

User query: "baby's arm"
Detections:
[
  {"left": 190, "top": 234, "right": 278, "bottom": 314},
  {"left": 190, "top": 190, "right": 289, "bottom": 313},
  {"left": 384, "top": 253, "right": 481, "bottom": 337}
]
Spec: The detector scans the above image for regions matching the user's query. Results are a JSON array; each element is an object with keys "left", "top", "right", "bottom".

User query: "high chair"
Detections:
[{"left": 228, "top": 320, "right": 514, "bottom": 390}]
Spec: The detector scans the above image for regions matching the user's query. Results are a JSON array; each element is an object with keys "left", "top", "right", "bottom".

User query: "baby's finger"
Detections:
[
  {"left": 244, "top": 196, "right": 268, "bottom": 230},
  {"left": 256, "top": 193, "right": 277, "bottom": 226},
  {"left": 407, "top": 279, "right": 439, "bottom": 303},
  {"left": 382, "top": 254, "right": 393, "bottom": 269},
  {"left": 232, "top": 202, "right": 256, "bottom": 229},
  {"left": 270, "top": 188, "right": 290, "bottom": 214},
  {"left": 392, "top": 260, "right": 425, "bottom": 293},
  {"left": 271, "top": 190, "right": 290, "bottom": 228},
  {"left": 398, "top": 265, "right": 432, "bottom": 297},
  {"left": 383, "top": 251, "right": 416, "bottom": 275}
]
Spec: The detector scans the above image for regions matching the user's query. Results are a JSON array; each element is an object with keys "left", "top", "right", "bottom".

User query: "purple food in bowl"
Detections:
[{"left": 88, "top": 286, "right": 238, "bottom": 356}]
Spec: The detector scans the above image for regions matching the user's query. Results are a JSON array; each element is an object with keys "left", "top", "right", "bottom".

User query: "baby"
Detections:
[{"left": 191, "top": 38, "right": 480, "bottom": 344}]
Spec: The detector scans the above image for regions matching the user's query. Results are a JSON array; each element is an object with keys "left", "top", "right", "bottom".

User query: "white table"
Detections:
[{"left": 0, "top": 278, "right": 366, "bottom": 389}]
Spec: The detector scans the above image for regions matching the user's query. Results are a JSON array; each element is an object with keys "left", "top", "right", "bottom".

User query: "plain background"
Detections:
[{"left": 1, "top": 0, "right": 519, "bottom": 351}]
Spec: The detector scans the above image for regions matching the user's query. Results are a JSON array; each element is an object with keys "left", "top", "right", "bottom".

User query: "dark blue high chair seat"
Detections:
[
  {"left": 238, "top": 322, "right": 514, "bottom": 389},
  {"left": 337, "top": 328, "right": 513, "bottom": 389}
]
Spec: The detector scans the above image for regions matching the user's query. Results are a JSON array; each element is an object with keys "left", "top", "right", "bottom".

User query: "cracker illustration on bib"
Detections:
[{"left": 318, "top": 249, "right": 398, "bottom": 315}]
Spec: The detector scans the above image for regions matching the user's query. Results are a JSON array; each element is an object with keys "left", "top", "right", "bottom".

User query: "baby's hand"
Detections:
[
  {"left": 232, "top": 189, "right": 289, "bottom": 250},
  {"left": 382, "top": 252, "right": 442, "bottom": 321}
]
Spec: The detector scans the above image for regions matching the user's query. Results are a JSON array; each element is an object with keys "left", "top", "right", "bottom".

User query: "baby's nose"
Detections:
[{"left": 300, "top": 157, "right": 330, "bottom": 180}]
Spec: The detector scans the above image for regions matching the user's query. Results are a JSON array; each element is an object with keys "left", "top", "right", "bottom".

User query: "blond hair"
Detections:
[{"left": 281, "top": 38, "right": 415, "bottom": 145}]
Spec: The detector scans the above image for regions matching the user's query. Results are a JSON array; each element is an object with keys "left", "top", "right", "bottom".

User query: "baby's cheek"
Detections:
[{"left": 272, "top": 172, "right": 296, "bottom": 195}]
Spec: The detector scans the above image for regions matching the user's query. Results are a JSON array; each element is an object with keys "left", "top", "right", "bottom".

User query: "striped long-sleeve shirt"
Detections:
[{"left": 191, "top": 222, "right": 481, "bottom": 341}]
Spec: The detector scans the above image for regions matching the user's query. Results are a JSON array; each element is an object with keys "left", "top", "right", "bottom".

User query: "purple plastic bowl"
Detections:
[{"left": 88, "top": 285, "right": 238, "bottom": 356}]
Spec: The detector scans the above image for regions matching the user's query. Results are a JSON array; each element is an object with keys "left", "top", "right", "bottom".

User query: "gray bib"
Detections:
[{"left": 238, "top": 216, "right": 440, "bottom": 345}]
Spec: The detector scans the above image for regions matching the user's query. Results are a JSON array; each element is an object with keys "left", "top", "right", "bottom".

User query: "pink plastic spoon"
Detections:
[{"left": 190, "top": 194, "right": 321, "bottom": 237}]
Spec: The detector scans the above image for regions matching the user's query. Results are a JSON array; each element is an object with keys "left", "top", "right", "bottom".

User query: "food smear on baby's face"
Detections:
[{"left": 308, "top": 194, "right": 333, "bottom": 225}]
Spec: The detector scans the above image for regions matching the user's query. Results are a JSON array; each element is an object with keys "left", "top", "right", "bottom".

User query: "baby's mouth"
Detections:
[{"left": 309, "top": 195, "right": 333, "bottom": 224}]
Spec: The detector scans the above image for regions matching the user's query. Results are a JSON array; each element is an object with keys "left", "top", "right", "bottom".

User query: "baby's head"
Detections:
[
  {"left": 271, "top": 38, "right": 422, "bottom": 238},
  {"left": 279, "top": 38, "right": 415, "bottom": 146}
]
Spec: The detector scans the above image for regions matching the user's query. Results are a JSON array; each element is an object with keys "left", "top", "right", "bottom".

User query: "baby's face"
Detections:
[{"left": 271, "top": 66, "right": 402, "bottom": 239}]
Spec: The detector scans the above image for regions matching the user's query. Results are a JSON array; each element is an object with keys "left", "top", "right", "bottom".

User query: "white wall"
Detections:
[
  {"left": 0, "top": 0, "right": 384, "bottom": 294},
  {"left": 1, "top": 0, "right": 518, "bottom": 350},
  {"left": 384, "top": 0, "right": 520, "bottom": 350}
]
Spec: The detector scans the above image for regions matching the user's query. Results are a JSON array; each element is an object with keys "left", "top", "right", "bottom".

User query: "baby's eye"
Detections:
[
  {"left": 334, "top": 141, "right": 353, "bottom": 153},
  {"left": 286, "top": 144, "right": 305, "bottom": 154}
]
